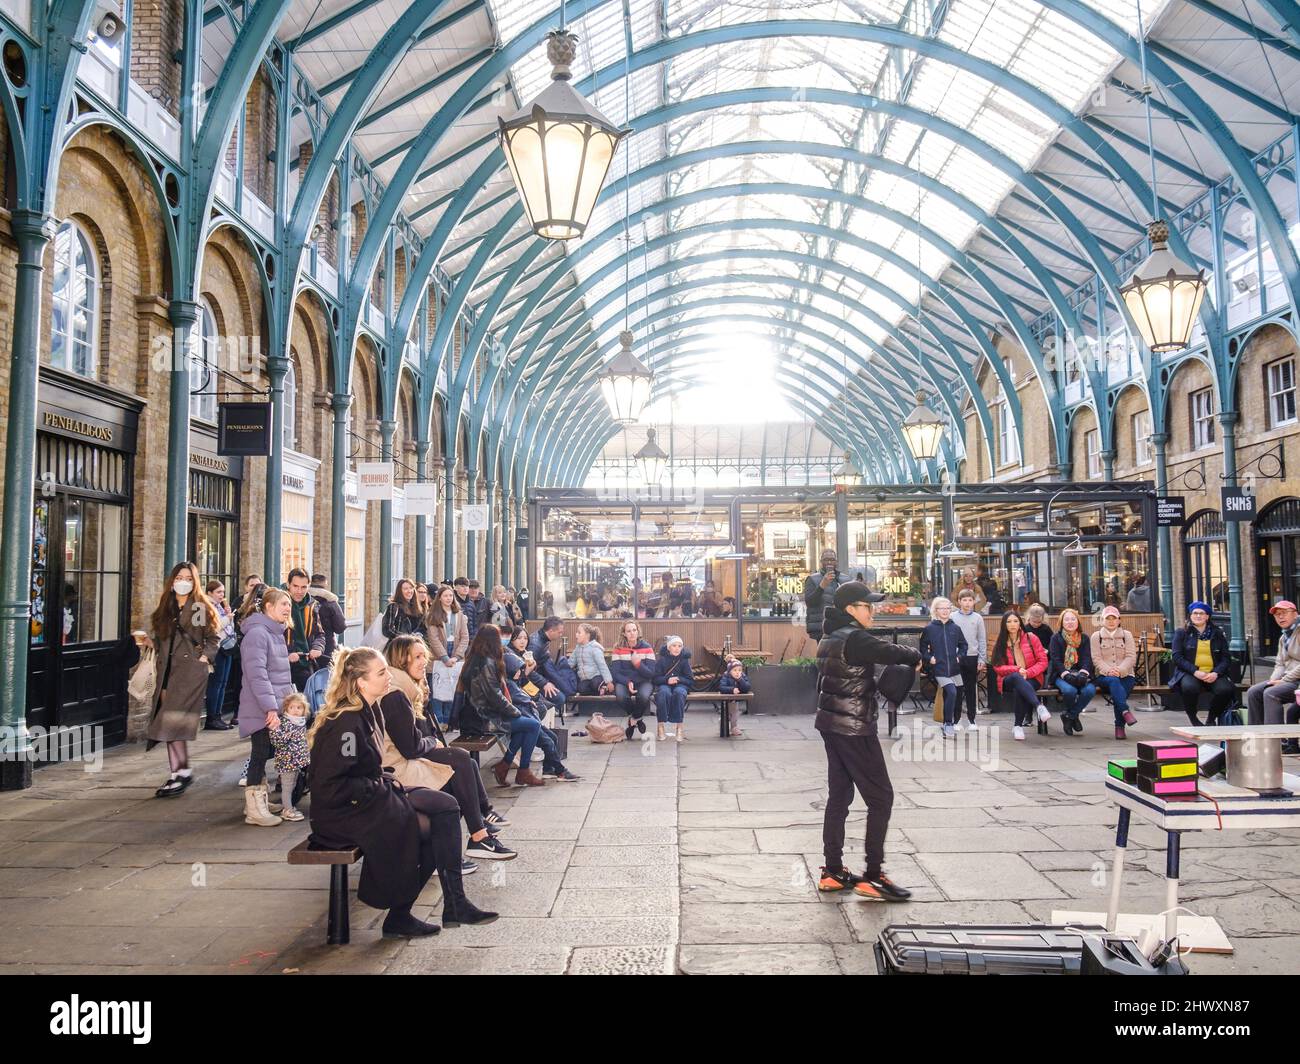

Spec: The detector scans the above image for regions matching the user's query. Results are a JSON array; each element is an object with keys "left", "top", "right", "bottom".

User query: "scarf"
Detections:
[
  {"left": 1011, "top": 634, "right": 1026, "bottom": 671},
  {"left": 388, "top": 666, "right": 428, "bottom": 720},
  {"left": 1063, "top": 627, "right": 1081, "bottom": 670}
]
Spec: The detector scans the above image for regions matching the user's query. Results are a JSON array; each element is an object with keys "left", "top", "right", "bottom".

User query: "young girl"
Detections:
[
  {"left": 652, "top": 635, "right": 693, "bottom": 742},
  {"left": 718, "top": 657, "right": 751, "bottom": 737},
  {"left": 572, "top": 623, "right": 613, "bottom": 696},
  {"left": 271, "top": 691, "right": 311, "bottom": 822},
  {"left": 919, "top": 596, "right": 968, "bottom": 739}
]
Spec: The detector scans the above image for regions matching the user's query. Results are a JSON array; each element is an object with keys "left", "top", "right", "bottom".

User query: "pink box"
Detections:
[{"left": 1136, "top": 740, "right": 1198, "bottom": 761}]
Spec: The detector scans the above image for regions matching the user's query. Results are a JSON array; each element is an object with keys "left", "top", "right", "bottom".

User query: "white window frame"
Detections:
[
  {"left": 1267, "top": 357, "right": 1296, "bottom": 428},
  {"left": 1132, "top": 409, "right": 1152, "bottom": 466},
  {"left": 283, "top": 357, "right": 298, "bottom": 454},
  {"left": 1191, "top": 388, "right": 1215, "bottom": 450},
  {"left": 189, "top": 301, "right": 218, "bottom": 423},
  {"left": 1085, "top": 428, "right": 1102, "bottom": 478},
  {"left": 50, "top": 220, "right": 98, "bottom": 378}
]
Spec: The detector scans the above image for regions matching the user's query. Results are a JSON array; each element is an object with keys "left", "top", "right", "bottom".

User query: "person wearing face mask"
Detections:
[
  {"left": 238, "top": 587, "right": 297, "bottom": 826},
  {"left": 270, "top": 691, "right": 312, "bottom": 822},
  {"left": 147, "top": 562, "right": 221, "bottom": 798}
]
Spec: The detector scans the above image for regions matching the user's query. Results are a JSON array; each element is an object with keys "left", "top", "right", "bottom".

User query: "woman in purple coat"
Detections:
[{"left": 237, "top": 588, "right": 296, "bottom": 827}]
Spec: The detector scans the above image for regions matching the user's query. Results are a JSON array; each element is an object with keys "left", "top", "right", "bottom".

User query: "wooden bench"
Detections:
[
  {"left": 569, "top": 691, "right": 755, "bottom": 738},
  {"left": 288, "top": 839, "right": 361, "bottom": 945},
  {"left": 449, "top": 734, "right": 505, "bottom": 765}
]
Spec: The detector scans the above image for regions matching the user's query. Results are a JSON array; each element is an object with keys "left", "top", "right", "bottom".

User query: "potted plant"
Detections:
[{"left": 747, "top": 655, "right": 819, "bottom": 715}]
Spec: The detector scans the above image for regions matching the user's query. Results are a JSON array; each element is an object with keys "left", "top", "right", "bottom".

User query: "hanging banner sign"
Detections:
[
  {"left": 1222, "top": 486, "right": 1256, "bottom": 523},
  {"left": 462, "top": 504, "right": 489, "bottom": 532},
  {"left": 357, "top": 462, "right": 395, "bottom": 501},
  {"left": 404, "top": 481, "right": 437, "bottom": 515},
  {"left": 1156, "top": 496, "right": 1186, "bottom": 527},
  {"left": 217, "top": 402, "right": 273, "bottom": 456}
]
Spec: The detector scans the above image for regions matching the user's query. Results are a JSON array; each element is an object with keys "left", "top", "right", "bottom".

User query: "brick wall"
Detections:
[
  {"left": 242, "top": 70, "right": 278, "bottom": 206},
  {"left": 128, "top": 0, "right": 183, "bottom": 118}
]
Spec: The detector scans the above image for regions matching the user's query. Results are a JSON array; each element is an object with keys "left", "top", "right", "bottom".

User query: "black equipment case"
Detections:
[{"left": 874, "top": 924, "right": 1108, "bottom": 975}]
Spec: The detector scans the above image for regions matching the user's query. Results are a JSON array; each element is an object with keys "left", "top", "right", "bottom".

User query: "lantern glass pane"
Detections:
[
  {"left": 503, "top": 124, "right": 548, "bottom": 230},
  {"left": 540, "top": 119, "right": 589, "bottom": 227},
  {"left": 573, "top": 129, "right": 618, "bottom": 231}
]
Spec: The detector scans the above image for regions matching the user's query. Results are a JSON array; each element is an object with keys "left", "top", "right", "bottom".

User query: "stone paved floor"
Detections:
[{"left": 0, "top": 704, "right": 1297, "bottom": 974}]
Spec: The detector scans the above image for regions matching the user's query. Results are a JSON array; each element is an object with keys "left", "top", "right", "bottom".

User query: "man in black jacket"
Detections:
[
  {"left": 815, "top": 582, "right": 921, "bottom": 901},
  {"left": 309, "top": 573, "right": 349, "bottom": 664},
  {"left": 803, "top": 549, "right": 849, "bottom": 640}
]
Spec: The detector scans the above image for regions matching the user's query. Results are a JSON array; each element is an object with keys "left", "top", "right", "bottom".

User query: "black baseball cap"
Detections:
[{"left": 833, "top": 581, "right": 886, "bottom": 610}]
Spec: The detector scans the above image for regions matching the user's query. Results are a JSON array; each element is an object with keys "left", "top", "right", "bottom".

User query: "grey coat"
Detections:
[
  {"left": 147, "top": 600, "right": 220, "bottom": 743},
  {"left": 237, "top": 612, "right": 295, "bottom": 737}
]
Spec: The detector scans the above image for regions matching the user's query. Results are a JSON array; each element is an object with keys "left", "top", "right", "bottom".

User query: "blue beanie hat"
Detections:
[{"left": 1187, "top": 601, "right": 1211, "bottom": 616}]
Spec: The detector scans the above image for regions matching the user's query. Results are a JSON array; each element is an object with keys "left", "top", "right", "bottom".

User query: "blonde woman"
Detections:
[
  {"left": 610, "top": 620, "right": 655, "bottom": 739},
  {"left": 308, "top": 645, "right": 496, "bottom": 936},
  {"left": 147, "top": 561, "right": 220, "bottom": 798},
  {"left": 1048, "top": 608, "right": 1096, "bottom": 736}
]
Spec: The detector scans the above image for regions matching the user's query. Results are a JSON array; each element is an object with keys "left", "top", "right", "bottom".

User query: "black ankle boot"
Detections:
[
  {"left": 439, "top": 864, "right": 499, "bottom": 928},
  {"left": 381, "top": 908, "right": 440, "bottom": 938},
  {"left": 205, "top": 714, "right": 232, "bottom": 730}
]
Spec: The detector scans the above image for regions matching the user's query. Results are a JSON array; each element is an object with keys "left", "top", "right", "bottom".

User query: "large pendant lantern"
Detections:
[
  {"left": 634, "top": 427, "right": 668, "bottom": 486},
  {"left": 902, "top": 389, "right": 945, "bottom": 462},
  {"left": 497, "top": 30, "right": 628, "bottom": 242},
  {"left": 832, "top": 452, "right": 862, "bottom": 489},
  {"left": 599, "top": 330, "right": 654, "bottom": 424},
  {"left": 1120, "top": 220, "right": 1208, "bottom": 354}
]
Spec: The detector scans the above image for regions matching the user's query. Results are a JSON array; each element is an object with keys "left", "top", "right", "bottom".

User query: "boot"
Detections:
[
  {"left": 381, "top": 908, "right": 439, "bottom": 938},
  {"left": 439, "top": 863, "right": 499, "bottom": 928},
  {"left": 515, "top": 767, "right": 546, "bottom": 787},
  {"left": 492, "top": 758, "right": 512, "bottom": 788},
  {"left": 244, "top": 784, "right": 282, "bottom": 827},
  {"left": 205, "top": 714, "right": 232, "bottom": 731}
]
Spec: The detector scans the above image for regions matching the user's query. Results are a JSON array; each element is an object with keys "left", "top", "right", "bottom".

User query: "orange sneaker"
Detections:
[
  {"left": 854, "top": 874, "right": 911, "bottom": 902},
  {"left": 817, "top": 867, "right": 863, "bottom": 892}
]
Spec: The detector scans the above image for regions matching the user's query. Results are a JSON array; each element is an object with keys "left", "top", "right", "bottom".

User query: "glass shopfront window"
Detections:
[
  {"left": 737, "top": 499, "right": 836, "bottom": 617},
  {"left": 345, "top": 506, "right": 365, "bottom": 629},
  {"left": 842, "top": 499, "right": 945, "bottom": 615},
  {"left": 281, "top": 491, "right": 312, "bottom": 578}
]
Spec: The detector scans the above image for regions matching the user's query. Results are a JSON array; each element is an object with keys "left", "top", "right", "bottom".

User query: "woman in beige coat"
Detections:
[
  {"left": 1090, "top": 605, "right": 1138, "bottom": 740},
  {"left": 426, "top": 584, "right": 469, "bottom": 725},
  {"left": 147, "top": 561, "right": 220, "bottom": 797}
]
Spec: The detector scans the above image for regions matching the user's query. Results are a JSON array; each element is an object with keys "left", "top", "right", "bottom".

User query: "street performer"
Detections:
[{"left": 814, "top": 581, "right": 921, "bottom": 902}]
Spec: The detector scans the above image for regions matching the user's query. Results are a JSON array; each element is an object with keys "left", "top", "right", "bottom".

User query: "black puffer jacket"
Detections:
[{"left": 815, "top": 606, "right": 922, "bottom": 737}]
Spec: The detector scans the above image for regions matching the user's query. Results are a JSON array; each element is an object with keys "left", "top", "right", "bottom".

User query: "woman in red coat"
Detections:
[{"left": 990, "top": 611, "right": 1048, "bottom": 742}]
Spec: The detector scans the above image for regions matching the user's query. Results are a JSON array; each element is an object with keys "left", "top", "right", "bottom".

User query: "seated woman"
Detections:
[
  {"left": 1048, "top": 608, "right": 1096, "bottom": 736},
  {"left": 381, "top": 635, "right": 516, "bottom": 862},
  {"left": 1169, "top": 602, "right": 1235, "bottom": 726},
  {"left": 652, "top": 635, "right": 693, "bottom": 743},
  {"left": 502, "top": 628, "right": 581, "bottom": 782},
  {"left": 1091, "top": 606, "right": 1138, "bottom": 740},
  {"left": 610, "top": 620, "right": 656, "bottom": 740},
  {"left": 991, "top": 611, "right": 1049, "bottom": 742},
  {"left": 307, "top": 646, "right": 495, "bottom": 937},
  {"left": 459, "top": 626, "right": 546, "bottom": 789}
]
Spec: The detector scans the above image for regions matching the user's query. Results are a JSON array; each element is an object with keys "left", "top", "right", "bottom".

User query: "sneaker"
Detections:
[
  {"left": 1036, "top": 704, "right": 1050, "bottom": 723},
  {"left": 1122, "top": 710, "right": 1137, "bottom": 726},
  {"left": 953, "top": 720, "right": 965, "bottom": 733},
  {"left": 485, "top": 810, "right": 510, "bottom": 827},
  {"left": 531, "top": 749, "right": 544, "bottom": 762},
  {"left": 1114, "top": 726, "right": 1126, "bottom": 740},
  {"left": 854, "top": 874, "right": 911, "bottom": 902},
  {"left": 554, "top": 769, "right": 581, "bottom": 782},
  {"left": 636, "top": 719, "right": 646, "bottom": 734},
  {"left": 1013, "top": 726, "right": 1026, "bottom": 741},
  {"left": 817, "top": 866, "right": 863, "bottom": 892},
  {"left": 461, "top": 858, "right": 478, "bottom": 875},
  {"left": 942, "top": 724, "right": 955, "bottom": 739},
  {"left": 280, "top": 807, "right": 305, "bottom": 822},
  {"left": 467, "top": 835, "right": 517, "bottom": 860},
  {"left": 237, "top": 777, "right": 247, "bottom": 787}
]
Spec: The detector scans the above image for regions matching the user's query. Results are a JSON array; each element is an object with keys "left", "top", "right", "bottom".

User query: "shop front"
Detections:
[
  {"left": 1255, "top": 497, "right": 1300, "bottom": 653},
  {"left": 188, "top": 430, "right": 242, "bottom": 595},
  {"left": 28, "top": 368, "right": 141, "bottom": 751},
  {"left": 343, "top": 471, "right": 366, "bottom": 637},
  {"left": 281, "top": 457, "right": 318, "bottom": 580}
]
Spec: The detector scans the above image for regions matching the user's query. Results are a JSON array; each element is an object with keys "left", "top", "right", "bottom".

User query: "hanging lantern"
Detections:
[
  {"left": 832, "top": 452, "right": 861, "bottom": 490},
  {"left": 1120, "top": 220, "right": 1208, "bottom": 354},
  {"left": 497, "top": 30, "right": 628, "bottom": 241},
  {"left": 634, "top": 427, "right": 668, "bottom": 486},
  {"left": 598, "top": 330, "right": 653, "bottom": 424},
  {"left": 902, "top": 389, "right": 944, "bottom": 461}
]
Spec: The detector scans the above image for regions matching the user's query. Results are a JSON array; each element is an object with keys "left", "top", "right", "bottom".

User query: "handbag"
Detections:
[
  {"left": 429, "top": 659, "right": 462, "bottom": 703},
  {"left": 361, "top": 614, "right": 388, "bottom": 651},
  {"left": 522, "top": 680, "right": 540, "bottom": 697},
  {"left": 586, "top": 712, "right": 625, "bottom": 743},
  {"left": 127, "top": 644, "right": 157, "bottom": 705}
]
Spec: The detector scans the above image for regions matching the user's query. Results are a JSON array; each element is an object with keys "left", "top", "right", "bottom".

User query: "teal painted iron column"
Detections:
[
  {"left": 330, "top": 394, "right": 351, "bottom": 617},
  {"left": 483, "top": 478, "right": 496, "bottom": 590},
  {"left": 465, "top": 470, "right": 479, "bottom": 580},
  {"left": 443, "top": 455, "right": 456, "bottom": 577},
  {"left": 1150, "top": 431, "right": 1175, "bottom": 642},
  {"left": 0, "top": 210, "right": 55, "bottom": 791},
  {"left": 263, "top": 353, "right": 290, "bottom": 582},
  {"left": 513, "top": 493, "right": 524, "bottom": 591},
  {"left": 414, "top": 440, "right": 430, "bottom": 583},
  {"left": 500, "top": 491, "right": 512, "bottom": 587},
  {"left": 378, "top": 419, "right": 396, "bottom": 615},
  {"left": 166, "top": 300, "right": 199, "bottom": 571},
  {"left": 1218, "top": 411, "right": 1247, "bottom": 652}
]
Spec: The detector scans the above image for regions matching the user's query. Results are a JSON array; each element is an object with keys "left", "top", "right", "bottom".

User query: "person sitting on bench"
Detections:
[
  {"left": 719, "top": 657, "right": 751, "bottom": 737},
  {"left": 572, "top": 623, "right": 614, "bottom": 696},
  {"left": 526, "top": 617, "right": 568, "bottom": 717},
  {"left": 652, "top": 635, "right": 693, "bottom": 743},
  {"left": 307, "top": 645, "right": 496, "bottom": 938},
  {"left": 461, "top": 626, "right": 547, "bottom": 788},
  {"left": 503, "top": 628, "right": 581, "bottom": 782},
  {"left": 1246, "top": 600, "right": 1300, "bottom": 726},
  {"left": 991, "top": 611, "right": 1048, "bottom": 743},
  {"left": 1169, "top": 602, "right": 1234, "bottom": 727},
  {"left": 611, "top": 621, "right": 656, "bottom": 740}
]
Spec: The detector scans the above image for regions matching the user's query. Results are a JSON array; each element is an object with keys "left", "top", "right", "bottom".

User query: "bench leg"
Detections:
[
  {"left": 719, "top": 702, "right": 728, "bottom": 739},
  {"left": 328, "top": 864, "right": 351, "bottom": 945}
]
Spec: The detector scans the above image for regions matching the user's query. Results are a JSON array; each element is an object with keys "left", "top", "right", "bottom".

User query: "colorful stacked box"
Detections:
[
  {"left": 1107, "top": 758, "right": 1138, "bottom": 785},
  {"left": 1134, "top": 740, "right": 1199, "bottom": 799}
]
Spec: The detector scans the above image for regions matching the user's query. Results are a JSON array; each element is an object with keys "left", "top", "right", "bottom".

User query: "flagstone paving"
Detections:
[{"left": 0, "top": 704, "right": 1297, "bottom": 974}]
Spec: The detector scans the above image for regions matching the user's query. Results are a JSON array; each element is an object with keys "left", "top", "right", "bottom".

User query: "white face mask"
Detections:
[
  {"left": 173, "top": 580, "right": 194, "bottom": 596},
  {"left": 285, "top": 714, "right": 307, "bottom": 728}
]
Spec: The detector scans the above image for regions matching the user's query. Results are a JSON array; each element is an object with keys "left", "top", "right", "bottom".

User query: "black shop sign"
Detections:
[
  {"left": 218, "top": 402, "right": 273, "bottom": 456},
  {"left": 1222, "top": 487, "right": 1256, "bottom": 523},
  {"left": 1156, "top": 496, "right": 1186, "bottom": 527}
]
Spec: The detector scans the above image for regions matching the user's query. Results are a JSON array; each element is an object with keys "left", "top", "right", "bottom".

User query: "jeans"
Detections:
[
  {"left": 534, "top": 725, "right": 565, "bottom": 774},
  {"left": 1246, "top": 680, "right": 1299, "bottom": 725},
  {"left": 616, "top": 680, "right": 653, "bottom": 719},
  {"left": 578, "top": 677, "right": 605, "bottom": 696},
  {"left": 939, "top": 681, "right": 960, "bottom": 726},
  {"left": 1001, "top": 674, "right": 1041, "bottom": 727},
  {"left": 431, "top": 699, "right": 453, "bottom": 726},
  {"left": 1055, "top": 678, "right": 1096, "bottom": 719},
  {"left": 1176, "top": 673, "right": 1236, "bottom": 726},
  {"left": 503, "top": 714, "right": 540, "bottom": 767},
  {"left": 821, "top": 730, "right": 893, "bottom": 879},
  {"left": 655, "top": 684, "right": 688, "bottom": 724},
  {"left": 1097, "top": 674, "right": 1137, "bottom": 725},
  {"left": 958, "top": 656, "right": 980, "bottom": 723},
  {"left": 205, "top": 649, "right": 233, "bottom": 721}
]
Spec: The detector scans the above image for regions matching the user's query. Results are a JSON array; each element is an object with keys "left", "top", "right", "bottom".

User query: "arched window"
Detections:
[
  {"left": 189, "top": 302, "right": 218, "bottom": 423},
  {"left": 50, "top": 221, "right": 98, "bottom": 377},
  {"left": 1182, "top": 509, "right": 1228, "bottom": 615},
  {"left": 282, "top": 357, "right": 298, "bottom": 453}
]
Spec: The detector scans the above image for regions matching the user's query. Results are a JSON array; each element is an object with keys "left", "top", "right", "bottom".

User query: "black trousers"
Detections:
[
  {"left": 290, "top": 658, "right": 315, "bottom": 692},
  {"left": 425, "top": 746, "right": 488, "bottom": 834},
  {"left": 616, "top": 680, "right": 653, "bottom": 719},
  {"left": 958, "top": 656, "right": 980, "bottom": 723},
  {"left": 404, "top": 785, "right": 463, "bottom": 885},
  {"left": 246, "top": 727, "right": 273, "bottom": 786},
  {"left": 820, "top": 729, "right": 894, "bottom": 878},
  {"left": 1177, "top": 673, "right": 1236, "bottom": 725}
]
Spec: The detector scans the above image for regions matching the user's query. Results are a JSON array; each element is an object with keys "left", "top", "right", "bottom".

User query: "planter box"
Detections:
[{"left": 748, "top": 663, "right": 818, "bottom": 715}]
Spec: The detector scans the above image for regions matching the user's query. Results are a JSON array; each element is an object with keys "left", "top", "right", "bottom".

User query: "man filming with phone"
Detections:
[{"left": 804, "top": 548, "right": 850, "bottom": 641}]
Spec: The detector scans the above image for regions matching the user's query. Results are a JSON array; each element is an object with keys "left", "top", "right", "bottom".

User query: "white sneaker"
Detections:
[
  {"left": 1013, "top": 726, "right": 1026, "bottom": 741},
  {"left": 942, "top": 724, "right": 955, "bottom": 739},
  {"left": 1036, "top": 704, "right": 1051, "bottom": 723}
]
